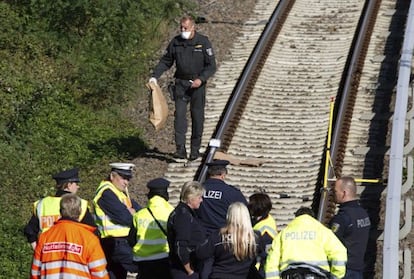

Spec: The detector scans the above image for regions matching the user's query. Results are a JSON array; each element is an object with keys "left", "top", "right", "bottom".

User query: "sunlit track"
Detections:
[
  {"left": 165, "top": 0, "right": 280, "bottom": 199},
  {"left": 341, "top": 0, "right": 401, "bottom": 180},
  {"left": 166, "top": 0, "right": 367, "bottom": 227},
  {"left": 158, "top": 0, "right": 411, "bottom": 277}
]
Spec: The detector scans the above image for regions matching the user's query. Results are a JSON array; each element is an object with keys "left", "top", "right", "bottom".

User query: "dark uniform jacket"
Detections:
[
  {"left": 152, "top": 32, "right": 216, "bottom": 82},
  {"left": 329, "top": 200, "right": 371, "bottom": 271},
  {"left": 24, "top": 189, "right": 97, "bottom": 244},
  {"left": 197, "top": 178, "right": 247, "bottom": 235},
  {"left": 167, "top": 202, "right": 206, "bottom": 272},
  {"left": 196, "top": 230, "right": 263, "bottom": 279}
]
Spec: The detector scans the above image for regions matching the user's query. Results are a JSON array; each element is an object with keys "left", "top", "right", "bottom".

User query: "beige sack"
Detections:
[{"left": 146, "top": 82, "right": 169, "bottom": 131}]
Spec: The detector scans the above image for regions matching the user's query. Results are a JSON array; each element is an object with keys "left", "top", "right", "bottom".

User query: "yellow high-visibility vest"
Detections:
[
  {"left": 132, "top": 196, "right": 174, "bottom": 261},
  {"left": 34, "top": 196, "right": 88, "bottom": 233},
  {"left": 93, "top": 181, "right": 132, "bottom": 238},
  {"left": 253, "top": 214, "right": 278, "bottom": 240},
  {"left": 265, "top": 215, "right": 347, "bottom": 279}
]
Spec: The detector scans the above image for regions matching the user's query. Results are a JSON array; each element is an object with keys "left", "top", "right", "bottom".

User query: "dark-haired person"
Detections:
[
  {"left": 197, "top": 160, "right": 248, "bottom": 235},
  {"left": 265, "top": 207, "right": 347, "bottom": 279},
  {"left": 31, "top": 194, "right": 109, "bottom": 279},
  {"left": 248, "top": 192, "right": 278, "bottom": 277},
  {"left": 149, "top": 15, "right": 216, "bottom": 160},
  {"left": 93, "top": 163, "right": 141, "bottom": 279},
  {"left": 329, "top": 176, "right": 371, "bottom": 279},
  {"left": 132, "top": 178, "right": 174, "bottom": 279},
  {"left": 196, "top": 159, "right": 248, "bottom": 279},
  {"left": 24, "top": 168, "right": 96, "bottom": 250}
]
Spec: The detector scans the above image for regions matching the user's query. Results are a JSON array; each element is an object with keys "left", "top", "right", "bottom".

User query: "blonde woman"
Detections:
[
  {"left": 196, "top": 202, "right": 262, "bottom": 279},
  {"left": 167, "top": 181, "right": 206, "bottom": 279}
]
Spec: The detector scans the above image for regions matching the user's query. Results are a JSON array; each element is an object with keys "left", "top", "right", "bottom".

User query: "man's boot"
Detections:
[
  {"left": 174, "top": 146, "right": 187, "bottom": 159},
  {"left": 188, "top": 149, "right": 200, "bottom": 161}
]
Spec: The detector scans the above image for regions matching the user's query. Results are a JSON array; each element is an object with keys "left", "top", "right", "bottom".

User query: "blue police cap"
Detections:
[
  {"left": 147, "top": 178, "right": 170, "bottom": 191},
  {"left": 110, "top": 162, "right": 135, "bottom": 179},
  {"left": 52, "top": 168, "right": 80, "bottom": 185},
  {"left": 206, "top": 160, "right": 230, "bottom": 167}
]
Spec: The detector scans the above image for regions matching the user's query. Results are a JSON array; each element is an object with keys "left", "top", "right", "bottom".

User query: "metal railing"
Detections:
[{"left": 383, "top": 0, "right": 414, "bottom": 277}]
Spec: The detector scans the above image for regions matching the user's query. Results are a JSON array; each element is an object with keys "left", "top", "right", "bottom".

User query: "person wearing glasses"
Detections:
[
  {"left": 93, "top": 163, "right": 142, "bottom": 279},
  {"left": 24, "top": 167, "right": 96, "bottom": 250}
]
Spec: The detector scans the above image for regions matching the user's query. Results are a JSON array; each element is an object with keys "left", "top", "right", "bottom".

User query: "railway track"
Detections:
[{"left": 161, "top": 0, "right": 411, "bottom": 277}]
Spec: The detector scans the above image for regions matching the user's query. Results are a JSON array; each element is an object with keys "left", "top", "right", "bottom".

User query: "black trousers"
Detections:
[
  {"left": 101, "top": 237, "right": 138, "bottom": 279},
  {"left": 136, "top": 258, "right": 172, "bottom": 279},
  {"left": 174, "top": 79, "right": 206, "bottom": 153}
]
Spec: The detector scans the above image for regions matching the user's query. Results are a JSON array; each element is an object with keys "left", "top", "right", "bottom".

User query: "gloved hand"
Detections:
[{"left": 149, "top": 77, "right": 157, "bottom": 84}]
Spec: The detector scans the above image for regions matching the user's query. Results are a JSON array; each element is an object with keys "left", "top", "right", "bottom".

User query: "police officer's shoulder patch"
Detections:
[
  {"left": 206, "top": 48, "right": 214, "bottom": 56},
  {"left": 331, "top": 222, "right": 340, "bottom": 233}
]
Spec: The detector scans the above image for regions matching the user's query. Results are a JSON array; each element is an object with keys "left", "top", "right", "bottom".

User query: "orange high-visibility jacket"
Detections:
[{"left": 31, "top": 219, "right": 109, "bottom": 279}]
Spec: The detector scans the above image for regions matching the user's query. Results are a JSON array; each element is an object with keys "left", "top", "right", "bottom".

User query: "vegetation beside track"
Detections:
[{"left": 0, "top": 0, "right": 194, "bottom": 277}]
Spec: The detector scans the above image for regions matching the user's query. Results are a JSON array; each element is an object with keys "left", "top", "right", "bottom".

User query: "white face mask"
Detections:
[{"left": 181, "top": 31, "right": 192, "bottom": 40}]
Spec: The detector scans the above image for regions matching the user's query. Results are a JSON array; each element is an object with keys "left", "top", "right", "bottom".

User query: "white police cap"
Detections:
[{"left": 110, "top": 162, "right": 135, "bottom": 179}]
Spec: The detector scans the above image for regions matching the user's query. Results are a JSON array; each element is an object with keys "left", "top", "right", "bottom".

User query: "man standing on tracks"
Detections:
[
  {"left": 196, "top": 159, "right": 247, "bottom": 279},
  {"left": 149, "top": 15, "right": 217, "bottom": 161},
  {"left": 329, "top": 176, "right": 371, "bottom": 279}
]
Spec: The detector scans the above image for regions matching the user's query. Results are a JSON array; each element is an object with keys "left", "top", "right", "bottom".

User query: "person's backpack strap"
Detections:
[{"left": 147, "top": 207, "right": 168, "bottom": 237}]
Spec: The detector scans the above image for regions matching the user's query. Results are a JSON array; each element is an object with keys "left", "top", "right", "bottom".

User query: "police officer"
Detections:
[
  {"left": 167, "top": 181, "right": 206, "bottom": 279},
  {"left": 149, "top": 15, "right": 217, "bottom": 160},
  {"left": 197, "top": 160, "right": 248, "bottom": 235},
  {"left": 248, "top": 192, "right": 278, "bottom": 277},
  {"left": 265, "top": 207, "right": 347, "bottom": 279},
  {"left": 131, "top": 178, "right": 174, "bottom": 279},
  {"left": 196, "top": 159, "right": 247, "bottom": 279},
  {"left": 24, "top": 168, "right": 96, "bottom": 250},
  {"left": 93, "top": 163, "right": 141, "bottom": 279},
  {"left": 329, "top": 176, "right": 371, "bottom": 279}
]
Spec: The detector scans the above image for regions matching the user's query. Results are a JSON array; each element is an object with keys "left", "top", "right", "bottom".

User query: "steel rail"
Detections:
[
  {"left": 317, "top": 0, "right": 381, "bottom": 223},
  {"left": 195, "top": 0, "right": 295, "bottom": 182}
]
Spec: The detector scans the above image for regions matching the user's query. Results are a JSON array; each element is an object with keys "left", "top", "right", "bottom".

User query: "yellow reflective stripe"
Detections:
[
  {"left": 257, "top": 225, "right": 277, "bottom": 237},
  {"left": 31, "top": 269, "right": 41, "bottom": 276},
  {"left": 331, "top": 260, "right": 346, "bottom": 266},
  {"left": 283, "top": 260, "right": 329, "bottom": 268},
  {"left": 44, "top": 260, "right": 89, "bottom": 273},
  {"left": 137, "top": 238, "right": 168, "bottom": 245},
  {"left": 99, "top": 224, "right": 127, "bottom": 231},
  {"left": 88, "top": 258, "right": 107, "bottom": 269},
  {"left": 32, "top": 258, "right": 41, "bottom": 267},
  {"left": 133, "top": 252, "right": 169, "bottom": 261},
  {"left": 42, "top": 273, "right": 90, "bottom": 279},
  {"left": 265, "top": 270, "right": 280, "bottom": 279},
  {"left": 91, "top": 269, "right": 109, "bottom": 278}
]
